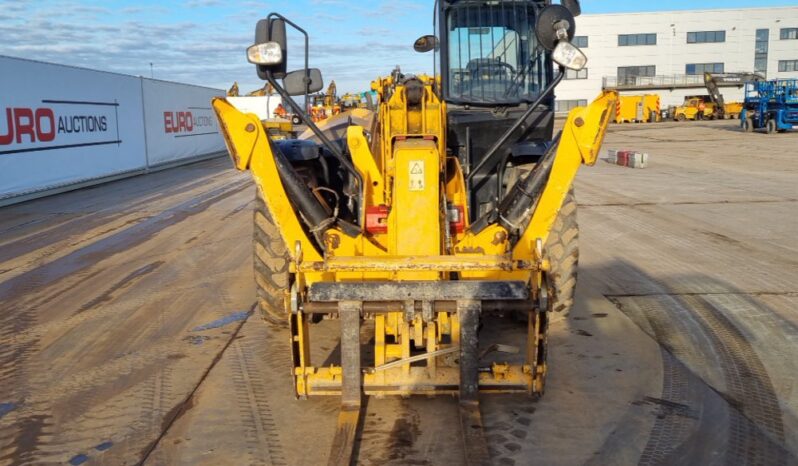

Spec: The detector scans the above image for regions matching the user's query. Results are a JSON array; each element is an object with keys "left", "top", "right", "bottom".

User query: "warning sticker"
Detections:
[{"left": 409, "top": 160, "right": 425, "bottom": 191}]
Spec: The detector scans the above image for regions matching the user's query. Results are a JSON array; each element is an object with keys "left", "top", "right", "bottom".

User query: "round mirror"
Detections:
[
  {"left": 535, "top": 5, "right": 575, "bottom": 51},
  {"left": 562, "top": 0, "right": 582, "bottom": 17}
]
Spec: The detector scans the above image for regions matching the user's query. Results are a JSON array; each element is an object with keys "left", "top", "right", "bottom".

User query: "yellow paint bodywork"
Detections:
[
  {"left": 212, "top": 80, "right": 617, "bottom": 396},
  {"left": 674, "top": 98, "right": 715, "bottom": 120}
]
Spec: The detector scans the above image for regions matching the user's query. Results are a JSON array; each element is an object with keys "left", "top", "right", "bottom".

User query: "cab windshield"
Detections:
[{"left": 444, "top": 2, "right": 545, "bottom": 105}]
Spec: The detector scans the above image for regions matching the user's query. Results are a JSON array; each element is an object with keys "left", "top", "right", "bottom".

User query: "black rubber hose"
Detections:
[
  {"left": 469, "top": 132, "right": 560, "bottom": 235},
  {"left": 497, "top": 132, "right": 560, "bottom": 235},
  {"left": 270, "top": 142, "right": 331, "bottom": 238}
]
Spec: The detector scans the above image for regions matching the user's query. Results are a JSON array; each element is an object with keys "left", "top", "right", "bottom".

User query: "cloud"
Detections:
[{"left": 0, "top": 0, "right": 433, "bottom": 93}]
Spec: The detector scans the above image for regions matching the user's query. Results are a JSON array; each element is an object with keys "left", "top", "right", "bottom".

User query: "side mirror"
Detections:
[
  {"left": 561, "top": 0, "right": 581, "bottom": 17},
  {"left": 535, "top": 5, "right": 575, "bottom": 51},
  {"left": 535, "top": 4, "right": 586, "bottom": 70},
  {"left": 413, "top": 35, "right": 438, "bottom": 53},
  {"left": 254, "top": 18, "right": 287, "bottom": 79},
  {"left": 283, "top": 68, "right": 324, "bottom": 96}
]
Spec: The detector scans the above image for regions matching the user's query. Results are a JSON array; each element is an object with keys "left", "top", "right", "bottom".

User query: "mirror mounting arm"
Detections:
[
  {"left": 264, "top": 70, "right": 365, "bottom": 230},
  {"left": 465, "top": 66, "right": 565, "bottom": 185},
  {"left": 267, "top": 12, "right": 311, "bottom": 115}
]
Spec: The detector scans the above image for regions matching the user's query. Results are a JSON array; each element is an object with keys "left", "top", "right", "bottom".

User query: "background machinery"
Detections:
[
  {"left": 308, "top": 81, "right": 341, "bottom": 122},
  {"left": 673, "top": 96, "right": 714, "bottom": 121},
  {"left": 225, "top": 89, "right": 298, "bottom": 139},
  {"left": 742, "top": 79, "right": 798, "bottom": 133},
  {"left": 212, "top": 1, "right": 615, "bottom": 463},
  {"left": 703, "top": 71, "right": 764, "bottom": 119},
  {"left": 673, "top": 72, "right": 764, "bottom": 121}
]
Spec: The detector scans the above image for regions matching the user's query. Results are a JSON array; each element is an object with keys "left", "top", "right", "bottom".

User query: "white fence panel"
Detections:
[
  {"left": 0, "top": 56, "right": 147, "bottom": 199},
  {"left": 141, "top": 80, "right": 225, "bottom": 166}
]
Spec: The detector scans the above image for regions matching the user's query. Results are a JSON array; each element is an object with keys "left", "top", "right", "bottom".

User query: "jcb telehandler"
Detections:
[{"left": 212, "top": 1, "right": 615, "bottom": 463}]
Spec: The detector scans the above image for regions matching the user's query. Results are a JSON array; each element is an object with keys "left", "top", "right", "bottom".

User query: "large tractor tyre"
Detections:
[
  {"left": 254, "top": 189, "right": 291, "bottom": 326},
  {"left": 291, "top": 115, "right": 302, "bottom": 125},
  {"left": 743, "top": 118, "right": 753, "bottom": 133},
  {"left": 545, "top": 190, "right": 579, "bottom": 316},
  {"left": 677, "top": 114, "right": 686, "bottom": 122}
]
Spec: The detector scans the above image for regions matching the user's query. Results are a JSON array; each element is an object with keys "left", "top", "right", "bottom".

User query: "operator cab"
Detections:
[
  {"left": 421, "top": 0, "right": 584, "bottom": 221},
  {"left": 443, "top": 2, "right": 545, "bottom": 105}
]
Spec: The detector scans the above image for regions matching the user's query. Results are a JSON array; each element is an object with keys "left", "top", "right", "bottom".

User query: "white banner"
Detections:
[
  {"left": 141, "top": 80, "right": 225, "bottom": 166},
  {"left": 226, "top": 96, "right": 282, "bottom": 121},
  {"left": 0, "top": 56, "right": 147, "bottom": 198}
]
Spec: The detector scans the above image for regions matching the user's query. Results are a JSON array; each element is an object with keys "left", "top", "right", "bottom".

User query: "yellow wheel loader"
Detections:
[{"left": 212, "top": 1, "right": 615, "bottom": 463}]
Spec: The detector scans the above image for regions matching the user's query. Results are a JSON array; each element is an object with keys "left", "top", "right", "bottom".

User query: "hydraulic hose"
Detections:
[
  {"left": 469, "top": 132, "right": 560, "bottom": 235},
  {"left": 496, "top": 132, "right": 560, "bottom": 235}
]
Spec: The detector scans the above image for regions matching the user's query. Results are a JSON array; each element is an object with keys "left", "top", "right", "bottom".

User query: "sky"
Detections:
[{"left": 1, "top": 0, "right": 796, "bottom": 94}]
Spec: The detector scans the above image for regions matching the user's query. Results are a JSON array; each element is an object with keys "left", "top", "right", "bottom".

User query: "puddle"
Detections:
[
  {"left": 191, "top": 311, "right": 250, "bottom": 332},
  {"left": 0, "top": 402, "right": 17, "bottom": 419},
  {"left": 69, "top": 453, "right": 89, "bottom": 465},
  {"left": 95, "top": 441, "right": 113, "bottom": 451}
]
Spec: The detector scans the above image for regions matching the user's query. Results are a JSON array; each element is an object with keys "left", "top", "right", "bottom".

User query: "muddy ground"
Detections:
[{"left": 0, "top": 119, "right": 796, "bottom": 465}]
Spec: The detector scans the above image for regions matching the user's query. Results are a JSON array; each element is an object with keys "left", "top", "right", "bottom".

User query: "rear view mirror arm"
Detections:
[
  {"left": 466, "top": 66, "right": 565, "bottom": 185},
  {"left": 265, "top": 71, "right": 365, "bottom": 230},
  {"left": 267, "top": 12, "right": 311, "bottom": 116}
]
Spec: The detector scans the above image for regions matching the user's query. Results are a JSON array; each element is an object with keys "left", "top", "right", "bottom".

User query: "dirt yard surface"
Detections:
[{"left": 0, "top": 119, "right": 796, "bottom": 465}]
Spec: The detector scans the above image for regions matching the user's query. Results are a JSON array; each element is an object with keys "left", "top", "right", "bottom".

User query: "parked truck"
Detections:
[
  {"left": 742, "top": 79, "right": 798, "bottom": 133},
  {"left": 673, "top": 96, "right": 714, "bottom": 121}
]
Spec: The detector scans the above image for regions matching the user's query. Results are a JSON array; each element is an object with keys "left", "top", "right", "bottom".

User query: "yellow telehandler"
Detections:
[{"left": 212, "top": 1, "right": 615, "bottom": 463}]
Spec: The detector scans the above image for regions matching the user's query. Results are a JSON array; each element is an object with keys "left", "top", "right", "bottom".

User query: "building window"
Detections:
[
  {"left": 779, "top": 60, "right": 798, "bottom": 72},
  {"left": 564, "top": 68, "right": 588, "bottom": 80},
  {"left": 555, "top": 99, "right": 588, "bottom": 113},
  {"left": 780, "top": 28, "right": 798, "bottom": 40},
  {"left": 755, "top": 29, "right": 769, "bottom": 74},
  {"left": 617, "top": 65, "right": 656, "bottom": 85},
  {"left": 686, "top": 63, "right": 724, "bottom": 75},
  {"left": 618, "top": 33, "right": 656, "bottom": 46},
  {"left": 687, "top": 31, "right": 726, "bottom": 43},
  {"left": 573, "top": 36, "right": 588, "bottom": 48}
]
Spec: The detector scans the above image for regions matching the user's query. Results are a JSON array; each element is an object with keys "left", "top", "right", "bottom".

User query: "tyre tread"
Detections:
[
  {"left": 545, "top": 190, "right": 579, "bottom": 314},
  {"left": 253, "top": 190, "right": 290, "bottom": 325}
]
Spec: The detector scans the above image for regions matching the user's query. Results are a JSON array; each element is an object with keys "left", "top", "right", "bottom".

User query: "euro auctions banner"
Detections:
[
  {"left": 142, "top": 79, "right": 224, "bottom": 166},
  {"left": 0, "top": 56, "right": 147, "bottom": 198}
]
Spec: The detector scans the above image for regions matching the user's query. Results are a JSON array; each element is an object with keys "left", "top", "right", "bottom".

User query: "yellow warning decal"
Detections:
[{"left": 409, "top": 160, "right": 424, "bottom": 191}]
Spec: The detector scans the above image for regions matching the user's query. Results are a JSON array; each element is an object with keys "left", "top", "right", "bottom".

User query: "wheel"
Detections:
[
  {"left": 254, "top": 188, "right": 291, "bottom": 326},
  {"left": 677, "top": 114, "right": 686, "bottom": 122},
  {"left": 743, "top": 118, "right": 753, "bottom": 133},
  {"left": 544, "top": 189, "right": 579, "bottom": 315},
  {"left": 766, "top": 119, "right": 777, "bottom": 134},
  {"left": 291, "top": 115, "right": 301, "bottom": 125}
]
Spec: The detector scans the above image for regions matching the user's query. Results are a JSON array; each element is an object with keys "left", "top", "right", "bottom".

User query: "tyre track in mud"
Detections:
[
  {"left": 0, "top": 169, "right": 236, "bottom": 280},
  {"left": 0, "top": 179, "right": 250, "bottom": 307},
  {"left": 146, "top": 317, "right": 309, "bottom": 466},
  {"left": 229, "top": 332, "right": 288, "bottom": 466},
  {"left": 0, "top": 165, "right": 255, "bottom": 466},
  {"left": 609, "top": 294, "right": 795, "bottom": 464},
  {"left": 138, "top": 307, "right": 254, "bottom": 466}
]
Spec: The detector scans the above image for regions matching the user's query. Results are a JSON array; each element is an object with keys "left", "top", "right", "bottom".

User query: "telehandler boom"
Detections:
[{"left": 212, "top": 1, "right": 615, "bottom": 463}]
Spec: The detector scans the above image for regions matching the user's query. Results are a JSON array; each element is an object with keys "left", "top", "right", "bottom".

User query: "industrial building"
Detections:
[{"left": 555, "top": 6, "right": 798, "bottom": 112}]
